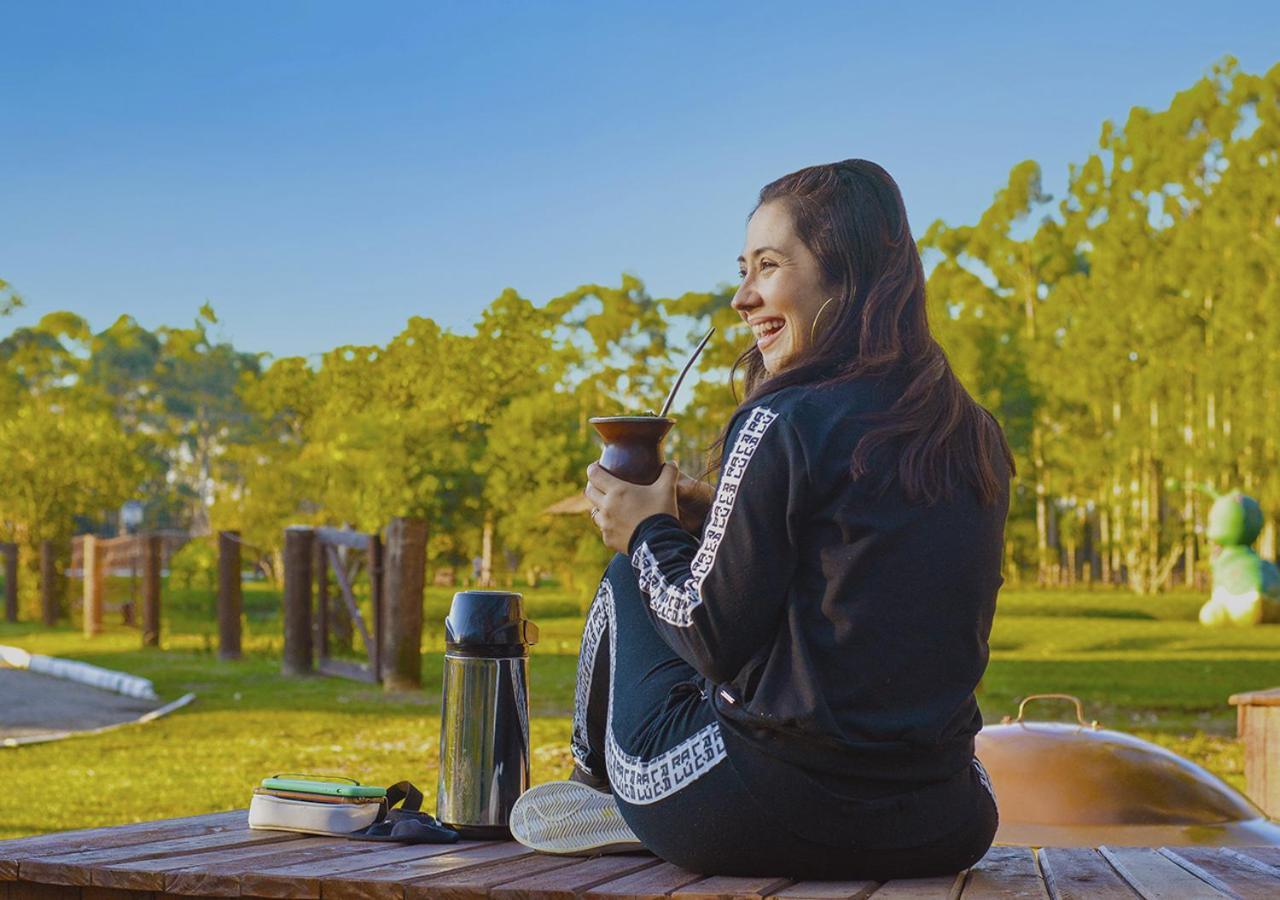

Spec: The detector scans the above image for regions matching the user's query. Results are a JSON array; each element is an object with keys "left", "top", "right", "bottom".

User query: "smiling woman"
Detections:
[
  {"left": 511, "top": 159, "right": 1016, "bottom": 880},
  {"left": 734, "top": 203, "right": 836, "bottom": 374}
]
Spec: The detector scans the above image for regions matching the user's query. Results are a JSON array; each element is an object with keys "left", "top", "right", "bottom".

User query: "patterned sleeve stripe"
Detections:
[
  {"left": 631, "top": 406, "right": 780, "bottom": 628},
  {"left": 570, "top": 584, "right": 610, "bottom": 772}
]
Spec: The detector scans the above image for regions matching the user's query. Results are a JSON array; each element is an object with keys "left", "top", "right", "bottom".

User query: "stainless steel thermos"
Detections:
[{"left": 436, "top": 590, "right": 539, "bottom": 838}]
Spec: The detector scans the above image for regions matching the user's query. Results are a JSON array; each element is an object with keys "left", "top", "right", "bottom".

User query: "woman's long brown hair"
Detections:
[{"left": 717, "top": 159, "right": 1015, "bottom": 506}]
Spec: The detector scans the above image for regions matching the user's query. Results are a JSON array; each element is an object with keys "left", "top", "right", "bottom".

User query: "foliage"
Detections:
[
  {"left": 922, "top": 57, "right": 1280, "bottom": 592},
  {"left": 168, "top": 537, "right": 218, "bottom": 592},
  {"left": 2, "top": 57, "right": 1278, "bottom": 591}
]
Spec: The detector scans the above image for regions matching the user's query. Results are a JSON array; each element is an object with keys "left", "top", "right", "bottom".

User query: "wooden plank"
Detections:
[
  {"left": 960, "top": 846, "right": 1046, "bottom": 899},
  {"left": 1098, "top": 847, "right": 1231, "bottom": 899},
  {"left": 1158, "top": 847, "right": 1280, "bottom": 900},
  {"left": 94, "top": 836, "right": 348, "bottom": 892},
  {"left": 1241, "top": 707, "right": 1269, "bottom": 818},
  {"left": 404, "top": 853, "right": 583, "bottom": 900},
  {"left": 1038, "top": 848, "right": 1140, "bottom": 900},
  {"left": 242, "top": 841, "right": 491, "bottom": 899},
  {"left": 20, "top": 828, "right": 296, "bottom": 885},
  {"left": 315, "top": 528, "right": 373, "bottom": 551},
  {"left": 1228, "top": 687, "right": 1280, "bottom": 707},
  {"left": 321, "top": 843, "right": 533, "bottom": 900},
  {"left": 767, "top": 880, "right": 877, "bottom": 899},
  {"left": 1, "top": 811, "right": 246, "bottom": 876},
  {"left": 164, "top": 839, "right": 400, "bottom": 897},
  {"left": 0, "top": 811, "right": 244, "bottom": 856},
  {"left": 1223, "top": 847, "right": 1280, "bottom": 873},
  {"left": 327, "top": 543, "right": 375, "bottom": 658},
  {"left": 317, "top": 658, "right": 379, "bottom": 683},
  {"left": 490, "top": 855, "right": 660, "bottom": 900},
  {"left": 1265, "top": 704, "right": 1280, "bottom": 819},
  {"left": 584, "top": 860, "right": 706, "bottom": 899},
  {"left": 859, "top": 872, "right": 965, "bottom": 898},
  {"left": 672, "top": 874, "right": 793, "bottom": 900}
]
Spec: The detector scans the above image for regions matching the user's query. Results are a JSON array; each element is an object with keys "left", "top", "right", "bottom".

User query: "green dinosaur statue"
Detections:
[{"left": 1175, "top": 481, "right": 1280, "bottom": 626}]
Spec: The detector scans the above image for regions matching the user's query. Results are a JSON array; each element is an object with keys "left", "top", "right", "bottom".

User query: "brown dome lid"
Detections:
[{"left": 975, "top": 694, "right": 1280, "bottom": 847}]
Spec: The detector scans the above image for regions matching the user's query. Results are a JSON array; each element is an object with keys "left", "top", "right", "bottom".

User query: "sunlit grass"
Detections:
[{"left": 0, "top": 581, "right": 1274, "bottom": 838}]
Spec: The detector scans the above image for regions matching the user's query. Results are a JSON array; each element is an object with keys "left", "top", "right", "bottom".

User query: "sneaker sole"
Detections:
[{"left": 510, "top": 781, "right": 644, "bottom": 856}]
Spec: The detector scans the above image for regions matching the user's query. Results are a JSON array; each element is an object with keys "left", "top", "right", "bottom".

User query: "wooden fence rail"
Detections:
[{"left": 69, "top": 532, "right": 186, "bottom": 641}]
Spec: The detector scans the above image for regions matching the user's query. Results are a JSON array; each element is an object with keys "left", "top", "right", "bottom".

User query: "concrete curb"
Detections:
[{"left": 0, "top": 645, "right": 159, "bottom": 700}]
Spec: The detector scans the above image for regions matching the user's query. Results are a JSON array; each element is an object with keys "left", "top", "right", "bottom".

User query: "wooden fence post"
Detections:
[
  {"left": 83, "top": 536, "right": 103, "bottom": 638},
  {"left": 3, "top": 543, "right": 17, "bottom": 623},
  {"left": 142, "top": 535, "right": 162, "bottom": 647},
  {"left": 282, "top": 526, "right": 314, "bottom": 676},
  {"left": 381, "top": 517, "right": 427, "bottom": 691},
  {"left": 313, "top": 539, "right": 328, "bottom": 662},
  {"left": 40, "top": 540, "right": 59, "bottom": 627},
  {"left": 1230, "top": 688, "right": 1280, "bottom": 819},
  {"left": 369, "top": 533, "right": 384, "bottom": 680},
  {"left": 218, "top": 531, "right": 243, "bottom": 660}
]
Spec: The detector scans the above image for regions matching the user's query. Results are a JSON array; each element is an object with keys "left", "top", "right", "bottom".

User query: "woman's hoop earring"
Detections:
[{"left": 810, "top": 296, "right": 837, "bottom": 344}]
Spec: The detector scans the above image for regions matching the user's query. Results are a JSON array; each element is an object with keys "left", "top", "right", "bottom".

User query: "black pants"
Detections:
[{"left": 570, "top": 554, "right": 998, "bottom": 879}]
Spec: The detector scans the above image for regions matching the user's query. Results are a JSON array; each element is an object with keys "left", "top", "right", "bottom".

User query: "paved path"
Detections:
[{"left": 0, "top": 669, "right": 159, "bottom": 741}]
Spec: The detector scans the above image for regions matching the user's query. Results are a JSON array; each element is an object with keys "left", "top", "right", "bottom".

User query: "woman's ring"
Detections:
[{"left": 590, "top": 507, "right": 600, "bottom": 522}]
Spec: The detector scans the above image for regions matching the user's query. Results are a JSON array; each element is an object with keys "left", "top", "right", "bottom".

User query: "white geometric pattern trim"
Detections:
[
  {"left": 632, "top": 406, "right": 779, "bottom": 627},
  {"left": 570, "top": 584, "right": 610, "bottom": 774},
  {"left": 599, "top": 575, "right": 727, "bottom": 804}
]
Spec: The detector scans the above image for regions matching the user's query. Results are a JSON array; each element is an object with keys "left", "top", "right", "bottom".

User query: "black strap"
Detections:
[
  {"left": 349, "top": 781, "right": 458, "bottom": 844},
  {"left": 384, "top": 781, "right": 424, "bottom": 813}
]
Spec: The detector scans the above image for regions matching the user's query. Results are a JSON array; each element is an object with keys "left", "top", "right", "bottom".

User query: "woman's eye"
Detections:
[
  {"left": 760, "top": 259, "right": 777, "bottom": 269},
  {"left": 737, "top": 270, "right": 746, "bottom": 280}
]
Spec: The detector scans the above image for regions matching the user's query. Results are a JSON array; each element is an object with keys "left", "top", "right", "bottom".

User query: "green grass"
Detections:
[{"left": 0, "top": 581, "right": 1275, "bottom": 839}]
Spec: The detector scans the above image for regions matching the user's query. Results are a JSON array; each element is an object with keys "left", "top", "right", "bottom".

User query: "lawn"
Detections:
[{"left": 0, "top": 579, "right": 1275, "bottom": 839}]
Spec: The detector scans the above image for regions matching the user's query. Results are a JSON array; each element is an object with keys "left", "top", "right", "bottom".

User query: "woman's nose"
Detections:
[{"left": 731, "top": 285, "right": 760, "bottom": 313}]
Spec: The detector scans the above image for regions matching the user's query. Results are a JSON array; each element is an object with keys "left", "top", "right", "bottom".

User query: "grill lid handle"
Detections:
[{"left": 1003, "top": 693, "right": 1100, "bottom": 729}]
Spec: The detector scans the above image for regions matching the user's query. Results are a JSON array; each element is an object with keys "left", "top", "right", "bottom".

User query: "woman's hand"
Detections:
[
  {"left": 585, "top": 462, "right": 679, "bottom": 554},
  {"left": 676, "top": 473, "right": 715, "bottom": 535}
]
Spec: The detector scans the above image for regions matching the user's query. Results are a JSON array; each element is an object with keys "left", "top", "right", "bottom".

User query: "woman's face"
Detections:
[{"left": 732, "top": 201, "right": 835, "bottom": 374}]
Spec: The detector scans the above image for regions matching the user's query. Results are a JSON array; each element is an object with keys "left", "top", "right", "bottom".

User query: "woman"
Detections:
[{"left": 509, "top": 159, "right": 1014, "bottom": 880}]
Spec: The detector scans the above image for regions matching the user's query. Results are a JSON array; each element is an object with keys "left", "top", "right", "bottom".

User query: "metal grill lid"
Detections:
[{"left": 975, "top": 694, "right": 1280, "bottom": 847}]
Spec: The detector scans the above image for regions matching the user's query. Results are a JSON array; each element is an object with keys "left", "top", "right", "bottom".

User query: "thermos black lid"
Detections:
[{"left": 444, "top": 590, "right": 539, "bottom": 657}]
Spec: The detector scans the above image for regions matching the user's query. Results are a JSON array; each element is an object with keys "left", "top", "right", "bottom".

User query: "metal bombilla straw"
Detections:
[{"left": 658, "top": 327, "right": 715, "bottom": 418}]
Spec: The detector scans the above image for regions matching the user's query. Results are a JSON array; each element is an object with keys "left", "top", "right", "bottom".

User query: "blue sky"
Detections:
[{"left": 2, "top": 1, "right": 1278, "bottom": 359}]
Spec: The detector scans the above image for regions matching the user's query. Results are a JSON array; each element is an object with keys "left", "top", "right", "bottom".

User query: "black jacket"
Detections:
[{"left": 628, "top": 376, "right": 1008, "bottom": 790}]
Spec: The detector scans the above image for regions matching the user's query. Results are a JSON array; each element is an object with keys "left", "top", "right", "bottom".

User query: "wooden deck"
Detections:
[{"left": 3, "top": 811, "right": 1280, "bottom": 899}]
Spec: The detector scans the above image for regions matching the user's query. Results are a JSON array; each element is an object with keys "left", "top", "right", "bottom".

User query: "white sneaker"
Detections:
[{"left": 509, "top": 780, "right": 645, "bottom": 856}]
